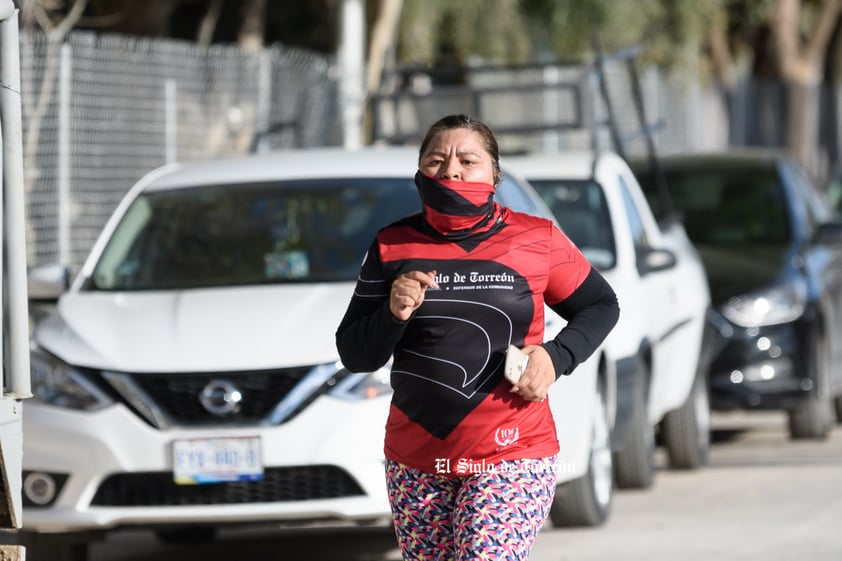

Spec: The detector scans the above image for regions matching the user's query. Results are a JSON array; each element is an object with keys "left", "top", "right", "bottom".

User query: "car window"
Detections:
[
  {"left": 779, "top": 162, "right": 816, "bottom": 237},
  {"left": 619, "top": 176, "right": 651, "bottom": 253},
  {"left": 88, "top": 178, "right": 420, "bottom": 290},
  {"left": 782, "top": 160, "right": 833, "bottom": 236},
  {"left": 527, "top": 178, "right": 616, "bottom": 270},
  {"left": 495, "top": 175, "right": 552, "bottom": 220},
  {"left": 652, "top": 167, "right": 790, "bottom": 247},
  {"left": 628, "top": 162, "right": 660, "bottom": 217},
  {"left": 825, "top": 171, "right": 842, "bottom": 212}
]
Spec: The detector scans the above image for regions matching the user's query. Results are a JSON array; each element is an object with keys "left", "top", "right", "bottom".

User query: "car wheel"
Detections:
[
  {"left": 18, "top": 531, "right": 89, "bottom": 561},
  {"left": 612, "top": 367, "right": 654, "bottom": 489},
  {"left": 788, "top": 336, "right": 832, "bottom": 440},
  {"left": 789, "top": 397, "right": 832, "bottom": 439},
  {"left": 549, "top": 376, "right": 613, "bottom": 527},
  {"left": 660, "top": 370, "right": 710, "bottom": 469}
]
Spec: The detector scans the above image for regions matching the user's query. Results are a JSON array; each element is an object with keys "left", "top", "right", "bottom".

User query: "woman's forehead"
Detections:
[{"left": 422, "top": 128, "right": 487, "bottom": 155}]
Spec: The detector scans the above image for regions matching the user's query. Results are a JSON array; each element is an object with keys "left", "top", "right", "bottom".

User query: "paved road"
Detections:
[
  {"left": 530, "top": 411, "right": 842, "bottom": 561},
  {"left": 89, "top": 411, "right": 842, "bottom": 561}
]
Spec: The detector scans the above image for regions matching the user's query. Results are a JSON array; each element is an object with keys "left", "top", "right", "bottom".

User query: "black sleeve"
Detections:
[
  {"left": 335, "top": 240, "right": 409, "bottom": 373},
  {"left": 542, "top": 267, "right": 620, "bottom": 379}
]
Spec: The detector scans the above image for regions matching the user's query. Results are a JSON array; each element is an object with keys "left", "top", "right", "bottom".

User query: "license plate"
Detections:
[{"left": 173, "top": 437, "right": 263, "bottom": 485}]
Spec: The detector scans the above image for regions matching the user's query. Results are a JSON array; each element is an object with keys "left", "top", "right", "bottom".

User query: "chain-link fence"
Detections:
[{"left": 21, "top": 30, "right": 340, "bottom": 273}]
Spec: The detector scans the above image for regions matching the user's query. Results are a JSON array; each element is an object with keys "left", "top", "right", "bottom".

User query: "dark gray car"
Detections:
[{"left": 632, "top": 149, "right": 842, "bottom": 439}]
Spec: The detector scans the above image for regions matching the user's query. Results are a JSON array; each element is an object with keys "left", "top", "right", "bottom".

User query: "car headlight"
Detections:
[
  {"left": 30, "top": 348, "right": 114, "bottom": 411},
  {"left": 329, "top": 361, "right": 393, "bottom": 400},
  {"left": 721, "top": 280, "right": 807, "bottom": 327}
]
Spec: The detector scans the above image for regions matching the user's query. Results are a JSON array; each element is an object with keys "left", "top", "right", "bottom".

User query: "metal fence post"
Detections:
[
  {"left": 542, "top": 65, "right": 561, "bottom": 153},
  {"left": 165, "top": 79, "right": 178, "bottom": 164},
  {"left": 58, "top": 42, "right": 72, "bottom": 268},
  {"left": 254, "top": 50, "right": 272, "bottom": 154}
]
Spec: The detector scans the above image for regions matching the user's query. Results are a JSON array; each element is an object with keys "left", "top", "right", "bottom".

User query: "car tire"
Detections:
[
  {"left": 788, "top": 398, "right": 831, "bottom": 439},
  {"left": 834, "top": 396, "right": 842, "bottom": 424},
  {"left": 612, "top": 368, "right": 654, "bottom": 489},
  {"left": 660, "top": 370, "right": 710, "bottom": 469},
  {"left": 788, "top": 336, "right": 832, "bottom": 440},
  {"left": 550, "top": 376, "right": 613, "bottom": 527},
  {"left": 18, "top": 532, "right": 89, "bottom": 561}
]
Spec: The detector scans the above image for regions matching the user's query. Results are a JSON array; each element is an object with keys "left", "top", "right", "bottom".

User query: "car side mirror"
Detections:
[
  {"left": 637, "top": 247, "right": 677, "bottom": 275},
  {"left": 813, "top": 221, "right": 842, "bottom": 245},
  {"left": 28, "top": 263, "right": 70, "bottom": 302}
]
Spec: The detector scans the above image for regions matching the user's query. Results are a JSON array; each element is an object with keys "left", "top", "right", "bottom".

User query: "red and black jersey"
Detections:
[{"left": 336, "top": 205, "right": 619, "bottom": 476}]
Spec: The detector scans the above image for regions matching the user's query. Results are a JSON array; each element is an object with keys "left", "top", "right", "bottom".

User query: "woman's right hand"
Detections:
[{"left": 390, "top": 270, "right": 438, "bottom": 321}]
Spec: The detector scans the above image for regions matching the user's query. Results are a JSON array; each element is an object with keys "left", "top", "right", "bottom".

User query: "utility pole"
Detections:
[
  {"left": 0, "top": 0, "right": 33, "bottom": 557},
  {"left": 339, "top": 0, "right": 366, "bottom": 149}
]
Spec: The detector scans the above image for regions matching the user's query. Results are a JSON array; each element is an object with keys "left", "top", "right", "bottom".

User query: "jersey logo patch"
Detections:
[{"left": 495, "top": 426, "right": 520, "bottom": 447}]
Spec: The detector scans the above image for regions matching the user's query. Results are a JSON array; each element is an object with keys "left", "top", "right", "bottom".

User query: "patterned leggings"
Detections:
[{"left": 385, "top": 457, "right": 557, "bottom": 561}]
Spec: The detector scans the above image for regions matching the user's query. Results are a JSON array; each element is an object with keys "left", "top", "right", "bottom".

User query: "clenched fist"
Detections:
[{"left": 390, "top": 270, "right": 438, "bottom": 322}]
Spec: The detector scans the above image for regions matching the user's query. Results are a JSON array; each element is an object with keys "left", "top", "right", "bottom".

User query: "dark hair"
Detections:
[{"left": 418, "top": 114, "right": 501, "bottom": 185}]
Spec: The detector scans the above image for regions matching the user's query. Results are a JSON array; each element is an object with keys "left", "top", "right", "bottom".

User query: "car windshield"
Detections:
[
  {"left": 528, "top": 179, "right": 616, "bottom": 270},
  {"left": 639, "top": 167, "right": 791, "bottom": 247},
  {"left": 88, "top": 178, "right": 420, "bottom": 290}
]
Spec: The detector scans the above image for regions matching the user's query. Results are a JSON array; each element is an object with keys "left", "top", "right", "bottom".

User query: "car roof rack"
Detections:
[
  {"left": 590, "top": 37, "right": 677, "bottom": 227},
  {"left": 369, "top": 37, "right": 677, "bottom": 225}
]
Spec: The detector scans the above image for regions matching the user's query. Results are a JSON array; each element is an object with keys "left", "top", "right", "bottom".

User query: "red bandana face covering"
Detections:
[{"left": 414, "top": 171, "right": 501, "bottom": 240}]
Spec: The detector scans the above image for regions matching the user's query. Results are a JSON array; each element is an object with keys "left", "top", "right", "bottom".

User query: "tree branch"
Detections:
[
  {"left": 708, "top": 24, "right": 736, "bottom": 90},
  {"left": 238, "top": 0, "right": 266, "bottom": 52},
  {"left": 771, "top": 0, "right": 801, "bottom": 80},
  {"left": 773, "top": 0, "right": 840, "bottom": 83},
  {"left": 804, "top": 0, "right": 840, "bottom": 65},
  {"left": 197, "top": 0, "right": 224, "bottom": 49},
  {"left": 366, "top": 0, "right": 403, "bottom": 96},
  {"left": 51, "top": 0, "right": 89, "bottom": 40}
]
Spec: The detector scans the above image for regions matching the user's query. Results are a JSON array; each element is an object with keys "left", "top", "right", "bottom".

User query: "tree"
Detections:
[
  {"left": 699, "top": 0, "right": 840, "bottom": 172},
  {"left": 771, "top": 0, "right": 840, "bottom": 167}
]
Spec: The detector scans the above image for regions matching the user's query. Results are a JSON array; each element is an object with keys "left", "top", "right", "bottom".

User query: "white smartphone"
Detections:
[{"left": 504, "top": 344, "right": 529, "bottom": 384}]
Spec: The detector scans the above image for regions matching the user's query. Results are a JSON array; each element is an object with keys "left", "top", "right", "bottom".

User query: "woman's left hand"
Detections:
[{"left": 509, "top": 345, "right": 555, "bottom": 403}]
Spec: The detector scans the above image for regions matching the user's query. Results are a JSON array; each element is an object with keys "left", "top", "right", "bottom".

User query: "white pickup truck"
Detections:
[{"left": 507, "top": 150, "right": 713, "bottom": 488}]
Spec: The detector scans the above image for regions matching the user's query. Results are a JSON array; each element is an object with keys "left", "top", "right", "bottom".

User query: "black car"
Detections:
[{"left": 631, "top": 149, "right": 842, "bottom": 439}]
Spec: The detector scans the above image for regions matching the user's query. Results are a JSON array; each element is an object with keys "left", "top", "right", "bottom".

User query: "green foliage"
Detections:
[
  {"left": 522, "top": 0, "right": 731, "bottom": 68},
  {"left": 397, "top": 0, "right": 734, "bottom": 70},
  {"left": 398, "top": 0, "right": 532, "bottom": 65},
  {"left": 395, "top": 0, "right": 839, "bottom": 80},
  {"left": 739, "top": 0, "right": 778, "bottom": 24}
]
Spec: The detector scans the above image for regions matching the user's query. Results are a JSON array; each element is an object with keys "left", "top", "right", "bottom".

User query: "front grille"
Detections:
[
  {"left": 135, "top": 368, "right": 309, "bottom": 425},
  {"left": 101, "top": 365, "right": 339, "bottom": 428},
  {"left": 90, "top": 465, "right": 365, "bottom": 507}
]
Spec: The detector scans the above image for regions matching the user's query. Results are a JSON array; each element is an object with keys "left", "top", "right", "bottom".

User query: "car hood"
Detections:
[
  {"left": 697, "top": 245, "right": 789, "bottom": 305},
  {"left": 34, "top": 283, "right": 356, "bottom": 372}
]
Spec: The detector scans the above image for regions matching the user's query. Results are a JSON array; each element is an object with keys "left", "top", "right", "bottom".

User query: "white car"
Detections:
[
  {"left": 22, "top": 146, "right": 614, "bottom": 559},
  {"left": 506, "top": 151, "right": 713, "bottom": 489}
]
